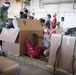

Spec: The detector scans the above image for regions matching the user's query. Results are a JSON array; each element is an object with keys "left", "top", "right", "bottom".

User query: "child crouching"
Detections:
[{"left": 25, "top": 33, "right": 43, "bottom": 59}]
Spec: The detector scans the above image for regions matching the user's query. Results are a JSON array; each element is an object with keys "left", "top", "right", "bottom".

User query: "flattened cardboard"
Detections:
[
  {"left": 1, "top": 69, "right": 16, "bottom": 75},
  {"left": 48, "top": 34, "right": 76, "bottom": 74},
  {"left": 0, "top": 56, "right": 19, "bottom": 72}
]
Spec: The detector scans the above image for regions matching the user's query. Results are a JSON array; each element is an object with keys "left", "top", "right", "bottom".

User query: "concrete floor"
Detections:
[
  {"left": 2, "top": 52, "right": 71, "bottom": 75},
  {"left": 19, "top": 62, "right": 53, "bottom": 75},
  {"left": 7, "top": 57, "right": 53, "bottom": 75}
]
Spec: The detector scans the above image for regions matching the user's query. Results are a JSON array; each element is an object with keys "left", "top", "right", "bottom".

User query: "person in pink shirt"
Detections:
[{"left": 51, "top": 13, "right": 57, "bottom": 29}]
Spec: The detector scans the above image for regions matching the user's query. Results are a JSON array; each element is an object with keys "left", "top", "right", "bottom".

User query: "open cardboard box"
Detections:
[
  {"left": 2, "top": 18, "right": 43, "bottom": 56},
  {"left": 48, "top": 34, "right": 76, "bottom": 74}
]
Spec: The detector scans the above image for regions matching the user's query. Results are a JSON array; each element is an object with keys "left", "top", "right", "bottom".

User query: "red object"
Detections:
[
  {"left": 23, "top": 21, "right": 26, "bottom": 26},
  {"left": 51, "top": 17, "right": 57, "bottom": 27},
  {"left": 25, "top": 40, "right": 43, "bottom": 59},
  {"left": 50, "top": 29, "right": 56, "bottom": 37}
]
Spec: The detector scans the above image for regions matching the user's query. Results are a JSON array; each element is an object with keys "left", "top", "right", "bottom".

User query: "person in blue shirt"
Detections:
[{"left": 46, "top": 14, "right": 51, "bottom": 25}]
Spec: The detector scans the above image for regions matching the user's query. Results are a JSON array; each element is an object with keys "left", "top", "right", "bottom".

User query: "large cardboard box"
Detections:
[
  {"left": 0, "top": 56, "right": 19, "bottom": 75},
  {"left": 48, "top": 34, "right": 76, "bottom": 74},
  {"left": 2, "top": 19, "right": 43, "bottom": 56}
]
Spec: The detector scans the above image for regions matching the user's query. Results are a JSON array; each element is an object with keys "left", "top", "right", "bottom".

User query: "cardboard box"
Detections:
[
  {"left": 48, "top": 34, "right": 76, "bottom": 74},
  {"left": 2, "top": 19, "right": 43, "bottom": 56},
  {"left": 0, "top": 56, "right": 19, "bottom": 75}
]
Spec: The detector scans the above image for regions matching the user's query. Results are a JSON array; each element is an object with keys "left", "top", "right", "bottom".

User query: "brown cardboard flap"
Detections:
[
  {"left": 17, "top": 18, "right": 43, "bottom": 30},
  {"left": 0, "top": 28, "right": 19, "bottom": 43}
]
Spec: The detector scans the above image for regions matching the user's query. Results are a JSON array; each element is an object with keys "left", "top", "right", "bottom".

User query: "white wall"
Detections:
[
  {"left": 0, "top": 0, "right": 76, "bottom": 29},
  {"left": 0, "top": 0, "right": 21, "bottom": 18},
  {"left": 30, "top": 0, "right": 76, "bottom": 29}
]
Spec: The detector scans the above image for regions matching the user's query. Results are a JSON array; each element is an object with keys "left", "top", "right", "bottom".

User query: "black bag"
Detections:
[
  {"left": 68, "top": 27, "right": 76, "bottom": 34},
  {"left": 65, "top": 27, "right": 76, "bottom": 35}
]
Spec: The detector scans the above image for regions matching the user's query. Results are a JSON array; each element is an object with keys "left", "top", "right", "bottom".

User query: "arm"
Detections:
[
  {"left": 38, "top": 36, "right": 43, "bottom": 39},
  {"left": 0, "top": 18, "right": 6, "bottom": 24},
  {"left": 46, "top": 38, "right": 51, "bottom": 42},
  {"left": 0, "top": 7, "right": 7, "bottom": 24}
]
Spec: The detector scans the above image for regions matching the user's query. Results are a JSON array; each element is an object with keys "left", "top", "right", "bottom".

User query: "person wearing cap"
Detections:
[{"left": 0, "top": 0, "right": 10, "bottom": 54}]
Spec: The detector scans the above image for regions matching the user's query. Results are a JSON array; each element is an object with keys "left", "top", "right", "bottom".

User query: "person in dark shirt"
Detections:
[{"left": 20, "top": 8, "right": 28, "bottom": 19}]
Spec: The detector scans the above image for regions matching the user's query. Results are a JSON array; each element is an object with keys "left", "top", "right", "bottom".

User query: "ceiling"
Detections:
[{"left": 43, "top": 0, "right": 76, "bottom": 4}]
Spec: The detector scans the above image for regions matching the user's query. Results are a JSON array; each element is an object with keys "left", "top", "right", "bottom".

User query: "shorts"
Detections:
[
  {"left": 52, "top": 26, "right": 56, "bottom": 29},
  {"left": 43, "top": 46, "right": 50, "bottom": 50}
]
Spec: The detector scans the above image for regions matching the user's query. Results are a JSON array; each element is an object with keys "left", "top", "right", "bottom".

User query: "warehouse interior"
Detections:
[{"left": 0, "top": 0, "right": 76, "bottom": 75}]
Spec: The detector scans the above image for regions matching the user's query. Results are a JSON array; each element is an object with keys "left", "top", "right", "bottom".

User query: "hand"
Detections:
[
  {"left": 6, "top": 22, "right": 11, "bottom": 26},
  {"left": 46, "top": 38, "right": 50, "bottom": 42}
]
